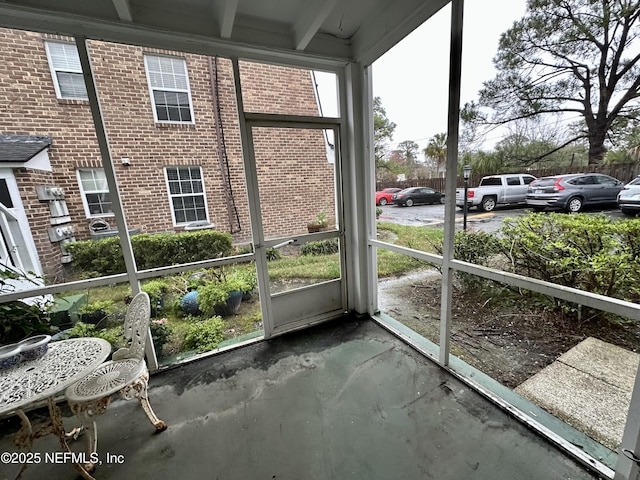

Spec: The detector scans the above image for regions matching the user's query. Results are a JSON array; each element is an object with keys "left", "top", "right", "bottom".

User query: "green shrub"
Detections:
[
  {"left": 0, "top": 301, "right": 51, "bottom": 343},
  {"left": 499, "top": 213, "right": 640, "bottom": 314},
  {"left": 197, "top": 274, "right": 245, "bottom": 316},
  {"left": 142, "top": 279, "right": 170, "bottom": 314},
  {"left": 197, "top": 282, "right": 230, "bottom": 314},
  {"left": 301, "top": 239, "right": 339, "bottom": 256},
  {"left": 141, "top": 279, "right": 168, "bottom": 302},
  {"left": 453, "top": 230, "right": 501, "bottom": 290},
  {"left": 500, "top": 214, "right": 638, "bottom": 298},
  {"left": 150, "top": 318, "right": 172, "bottom": 358},
  {"left": 66, "top": 230, "right": 233, "bottom": 277},
  {"left": 67, "top": 321, "right": 124, "bottom": 350},
  {"left": 266, "top": 247, "right": 281, "bottom": 261},
  {"left": 228, "top": 266, "right": 257, "bottom": 293},
  {"left": 183, "top": 317, "right": 225, "bottom": 352},
  {"left": 79, "top": 300, "right": 115, "bottom": 315}
]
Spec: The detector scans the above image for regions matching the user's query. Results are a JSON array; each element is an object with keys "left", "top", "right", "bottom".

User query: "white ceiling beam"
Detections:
[
  {"left": 213, "top": 0, "right": 238, "bottom": 39},
  {"left": 0, "top": 2, "right": 351, "bottom": 67},
  {"left": 293, "top": 0, "right": 338, "bottom": 51},
  {"left": 112, "top": 0, "right": 133, "bottom": 22}
]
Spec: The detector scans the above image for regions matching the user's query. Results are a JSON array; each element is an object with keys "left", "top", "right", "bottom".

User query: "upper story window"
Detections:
[
  {"left": 165, "top": 166, "right": 208, "bottom": 225},
  {"left": 77, "top": 168, "right": 113, "bottom": 217},
  {"left": 44, "top": 41, "right": 88, "bottom": 100},
  {"left": 144, "top": 55, "right": 194, "bottom": 123}
]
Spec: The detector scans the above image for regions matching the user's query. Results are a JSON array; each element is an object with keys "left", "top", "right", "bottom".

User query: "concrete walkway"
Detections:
[{"left": 516, "top": 336, "right": 640, "bottom": 451}]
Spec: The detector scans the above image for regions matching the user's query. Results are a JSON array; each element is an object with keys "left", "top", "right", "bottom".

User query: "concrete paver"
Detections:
[{"left": 516, "top": 337, "right": 639, "bottom": 451}]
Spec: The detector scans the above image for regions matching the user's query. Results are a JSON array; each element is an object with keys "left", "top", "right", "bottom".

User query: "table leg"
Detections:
[
  {"left": 12, "top": 409, "right": 32, "bottom": 480},
  {"left": 47, "top": 396, "right": 97, "bottom": 480}
]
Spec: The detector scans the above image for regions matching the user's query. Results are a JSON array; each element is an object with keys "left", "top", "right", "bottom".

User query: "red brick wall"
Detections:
[
  {"left": 13, "top": 168, "right": 62, "bottom": 282},
  {"left": 0, "top": 28, "right": 335, "bottom": 279}
]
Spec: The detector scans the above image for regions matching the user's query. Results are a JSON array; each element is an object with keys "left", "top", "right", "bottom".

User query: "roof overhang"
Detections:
[{"left": 0, "top": 135, "right": 53, "bottom": 172}]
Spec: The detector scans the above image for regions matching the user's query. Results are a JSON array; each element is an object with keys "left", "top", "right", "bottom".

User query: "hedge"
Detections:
[
  {"left": 500, "top": 213, "right": 640, "bottom": 302},
  {"left": 66, "top": 230, "right": 233, "bottom": 277}
]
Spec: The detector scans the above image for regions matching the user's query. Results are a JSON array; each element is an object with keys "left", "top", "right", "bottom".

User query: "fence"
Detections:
[{"left": 376, "top": 163, "right": 640, "bottom": 192}]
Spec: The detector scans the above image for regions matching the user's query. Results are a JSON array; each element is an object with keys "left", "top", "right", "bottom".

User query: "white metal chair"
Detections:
[{"left": 65, "top": 292, "right": 167, "bottom": 470}]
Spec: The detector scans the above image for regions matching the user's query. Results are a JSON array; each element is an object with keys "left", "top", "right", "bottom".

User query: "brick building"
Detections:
[{"left": 0, "top": 28, "right": 334, "bottom": 283}]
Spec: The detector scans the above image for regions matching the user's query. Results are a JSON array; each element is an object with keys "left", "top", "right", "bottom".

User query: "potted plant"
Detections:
[
  {"left": 79, "top": 300, "right": 115, "bottom": 325},
  {"left": 141, "top": 279, "right": 169, "bottom": 317},
  {"left": 230, "top": 267, "right": 258, "bottom": 301},
  {"left": 307, "top": 211, "right": 328, "bottom": 233},
  {"left": 197, "top": 275, "right": 245, "bottom": 318}
]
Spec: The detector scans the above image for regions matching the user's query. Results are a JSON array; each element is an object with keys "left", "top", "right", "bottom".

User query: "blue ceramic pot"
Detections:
[{"left": 214, "top": 290, "right": 243, "bottom": 317}]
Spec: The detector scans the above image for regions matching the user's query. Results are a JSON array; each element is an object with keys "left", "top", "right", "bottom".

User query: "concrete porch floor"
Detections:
[{"left": 1, "top": 316, "right": 603, "bottom": 480}]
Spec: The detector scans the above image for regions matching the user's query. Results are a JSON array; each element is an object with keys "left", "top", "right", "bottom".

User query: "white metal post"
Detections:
[
  {"left": 74, "top": 36, "right": 159, "bottom": 370},
  {"left": 615, "top": 361, "right": 640, "bottom": 480},
  {"left": 342, "top": 62, "right": 376, "bottom": 315},
  {"left": 230, "top": 58, "right": 275, "bottom": 338},
  {"left": 439, "top": 0, "right": 464, "bottom": 366}
]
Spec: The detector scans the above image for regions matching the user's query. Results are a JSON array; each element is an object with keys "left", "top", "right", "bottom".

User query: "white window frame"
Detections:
[
  {"left": 164, "top": 166, "right": 209, "bottom": 226},
  {"left": 44, "top": 41, "right": 88, "bottom": 101},
  {"left": 144, "top": 54, "right": 195, "bottom": 124},
  {"left": 76, "top": 168, "right": 114, "bottom": 218}
]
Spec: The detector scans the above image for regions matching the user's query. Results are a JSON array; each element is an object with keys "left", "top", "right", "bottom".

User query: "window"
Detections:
[
  {"left": 165, "top": 166, "right": 208, "bottom": 224},
  {"left": 0, "top": 180, "right": 13, "bottom": 208},
  {"left": 480, "top": 178, "right": 502, "bottom": 186},
  {"left": 523, "top": 176, "right": 536, "bottom": 185},
  {"left": 44, "top": 41, "right": 88, "bottom": 100},
  {"left": 506, "top": 177, "right": 521, "bottom": 186},
  {"left": 144, "top": 55, "right": 194, "bottom": 123},
  {"left": 77, "top": 169, "right": 113, "bottom": 217},
  {"left": 595, "top": 175, "right": 618, "bottom": 185},
  {"left": 571, "top": 176, "right": 596, "bottom": 186}
]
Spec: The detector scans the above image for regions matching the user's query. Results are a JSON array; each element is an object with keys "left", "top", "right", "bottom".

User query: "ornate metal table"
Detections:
[{"left": 0, "top": 337, "right": 111, "bottom": 479}]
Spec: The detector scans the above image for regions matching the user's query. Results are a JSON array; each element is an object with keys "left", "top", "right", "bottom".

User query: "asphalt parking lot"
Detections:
[{"left": 376, "top": 203, "right": 628, "bottom": 233}]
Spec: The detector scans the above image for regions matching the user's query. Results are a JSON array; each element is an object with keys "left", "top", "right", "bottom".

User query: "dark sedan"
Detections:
[{"left": 392, "top": 187, "right": 445, "bottom": 207}]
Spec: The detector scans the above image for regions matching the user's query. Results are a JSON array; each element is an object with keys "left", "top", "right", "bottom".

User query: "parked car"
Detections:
[
  {"left": 455, "top": 173, "right": 536, "bottom": 212},
  {"left": 375, "top": 187, "right": 402, "bottom": 205},
  {"left": 618, "top": 175, "right": 640, "bottom": 216},
  {"left": 525, "top": 173, "right": 624, "bottom": 212},
  {"left": 392, "top": 187, "right": 445, "bottom": 207}
]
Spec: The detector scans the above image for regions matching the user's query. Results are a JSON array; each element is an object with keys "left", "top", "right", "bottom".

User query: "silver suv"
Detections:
[
  {"left": 525, "top": 173, "right": 624, "bottom": 212},
  {"left": 618, "top": 175, "right": 640, "bottom": 216}
]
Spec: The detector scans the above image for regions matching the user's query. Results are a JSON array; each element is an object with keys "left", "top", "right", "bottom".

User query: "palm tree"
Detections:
[{"left": 423, "top": 133, "right": 447, "bottom": 177}]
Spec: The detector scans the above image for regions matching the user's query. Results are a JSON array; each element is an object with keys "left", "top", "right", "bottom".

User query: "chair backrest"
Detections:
[{"left": 113, "top": 291, "right": 151, "bottom": 361}]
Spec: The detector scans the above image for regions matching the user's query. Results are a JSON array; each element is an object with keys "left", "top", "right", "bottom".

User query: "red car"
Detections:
[{"left": 375, "top": 188, "right": 402, "bottom": 205}]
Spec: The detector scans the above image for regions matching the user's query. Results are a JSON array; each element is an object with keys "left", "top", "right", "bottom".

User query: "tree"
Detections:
[
  {"left": 493, "top": 128, "right": 587, "bottom": 169},
  {"left": 394, "top": 140, "right": 421, "bottom": 179},
  {"left": 606, "top": 121, "right": 640, "bottom": 162},
  {"left": 472, "top": 0, "right": 640, "bottom": 164},
  {"left": 423, "top": 133, "right": 447, "bottom": 176},
  {"left": 397, "top": 140, "right": 419, "bottom": 165},
  {"left": 373, "top": 96, "right": 396, "bottom": 167}
]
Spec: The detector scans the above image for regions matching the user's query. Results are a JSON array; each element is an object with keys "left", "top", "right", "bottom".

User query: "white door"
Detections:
[
  {"left": 0, "top": 170, "right": 43, "bottom": 288},
  {"left": 244, "top": 121, "right": 346, "bottom": 337}
]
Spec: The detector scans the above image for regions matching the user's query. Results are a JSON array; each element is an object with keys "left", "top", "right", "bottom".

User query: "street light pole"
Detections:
[{"left": 463, "top": 165, "right": 471, "bottom": 231}]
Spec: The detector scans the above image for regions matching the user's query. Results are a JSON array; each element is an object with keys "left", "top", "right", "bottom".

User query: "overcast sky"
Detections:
[{"left": 371, "top": 0, "right": 527, "bottom": 154}]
